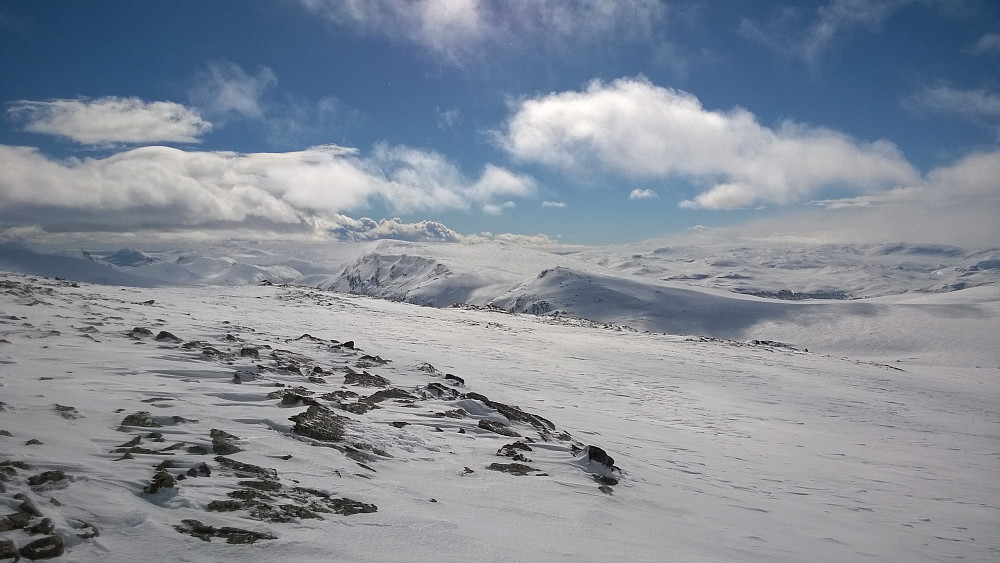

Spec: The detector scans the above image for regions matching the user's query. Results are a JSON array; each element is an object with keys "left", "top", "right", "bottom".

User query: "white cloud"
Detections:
[
  {"left": 300, "top": 0, "right": 666, "bottom": 63},
  {"left": 739, "top": 0, "right": 901, "bottom": 64},
  {"left": 7, "top": 97, "right": 211, "bottom": 145},
  {"left": 482, "top": 201, "right": 516, "bottom": 216},
  {"left": 629, "top": 188, "right": 658, "bottom": 200},
  {"left": 904, "top": 85, "right": 1000, "bottom": 120},
  {"left": 500, "top": 77, "right": 918, "bottom": 209},
  {"left": 331, "top": 216, "right": 461, "bottom": 242},
  {"left": 0, "top": 143, "right": 537, "bottom": 232},
  {"left": 971, "top": 32, "right": 1000, "bottom": 55},
  {"left": 691, "top": 150, "right": 1000, "bottom": 248},
  {"left": 541, "top": 200, "right": 567, "bottom": 208},
  {"left": 190, "top": 61, "right": 277, "bottom": 120},
  {"left": 437, "top": 107, "right": 461, "bottom": 129}
]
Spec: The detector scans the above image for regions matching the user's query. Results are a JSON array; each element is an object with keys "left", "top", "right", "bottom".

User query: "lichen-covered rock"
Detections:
[
  {"left": 210, "top": 429, "right": 242, "bottom": 455},
  {"left": 478, "top": 419, "right": 521, "bottom": 437},
  {"left": 344, "top": 370, "right": 390, "bottom": 387},
  {"left": 289, "top": 405, "right": 347, "bottom": 442},
  {"left": 486, "top": 462, "right": 538, "bottom": 476},
  {"left": 145, "top": 469, "right": 177, "bottom": 494},
  {"left": 120, "top": 411, "right": 160, "bottom": 428}
]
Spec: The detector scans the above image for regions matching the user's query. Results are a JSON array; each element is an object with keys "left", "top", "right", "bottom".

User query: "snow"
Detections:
[{"left": 1, "top": 259, "right": 997, "bottom": 561}]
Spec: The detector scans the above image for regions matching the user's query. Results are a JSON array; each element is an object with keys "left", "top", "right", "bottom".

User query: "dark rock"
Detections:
[
  {"left": 593, "top": 474, "right": 619, "bottom": 486},
  {"left": 343, "top": 402, "right": 370, "bottom": 415},
  {"left": 54, "top": 404, "right": 80, "bottom": 419},
  {"left": 390, "top": 421, "right": 408, "bottom": 428},
  {"left": 433, "top": 408, "right": 467, "bottom": 419},
  {"left": 146, "top": 432, "right": 163, "bottom": 441},
  {"left": 18, "top": 535, "right": 64, "bottom": 560},
  {"left": 486, "top": 462, "right": 538, "bottom": 476},
  {"left": 342, "top": 341, "right": 355, "bottom": 349},
  {"left": 173, "top": 519, "right": 276, "bottom": 544},
  {"left": 187, "top": 445, "right": 208, "bottom": 455},
  {"left": 0, "top": 430, "right": 11, "bottom": 437},
  {"left": 0, "top": 511, "right": 31, "bottom": 532},
  {"left": 25, "top": 439, "right": 42, "bottom": 446},
  {"left": 210, "top": 429, "right": 242, "bottom": 455},
  {"left": 29, "top": 517, "right": 54, "bottom": 534},
  {"left": 120, "top": 411, "right": 160, "bottom": 428},
  {"left": 154, "top": 331, "right": 181, "bottom": 343},
  {"left": 207, "top": 500, "right": 243, "bottom": 512},
  {"left": 19, "top": 497, "right": 43, "bottom": 517},
  {"left": 239, "top": 347, "right": 259, "bottom": 359},
  {"left": 321, "top": 390, "right": 359, "bottom": 401},
  {"left": 290, "top": 405, "right": 348, "bottom": 442},
  {"left": 444, "top": 374, "right": 465, "bottom": 385},
  {"left": 586, "top": 445, "right": 615, "bottom": 469},
  {"left": 461, "top": 467, "right": 474, "bottom": 475},
  {"left": 214, "top": 457, "right": 277, "bottom": 480},
  {"left": 129, "top": 327, "right": 154, "bottom": 338},
  {"left": 145, "top": 469, "right": 177, "bottom": 494},
  {"left": 363, "top": 388, "right": 415, "bottom": 404},
  {"left": 425, "top": 382, "right": 459, "bottom": 399},
  {"left": 325, "top": 497, "right": 378, "bottom": 516},
  {"left": 478, "top": 419, "right": 521, "bottom": 437},
  {"left": 0, "top": 539, "right": 17, "bottom": 560},
  {"left": 27, "top": 471, "right": 65, "bottom": 487},
  {"left": 463, "top": 392, "right": 554, "bottom": 430},
  {"left": 280, "top": 392, "right": 319, "bottom": 407},
  {"left": 239, "top": 479, "right": 282, "bottom": 492},
  {"left": 498, "top": 441, "right": 533, "bottom": 462},
  {"left": 344, "top": 370, "right": 390, "bottom": 387}
]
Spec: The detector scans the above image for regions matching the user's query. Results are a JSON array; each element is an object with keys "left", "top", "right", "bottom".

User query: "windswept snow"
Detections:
[{"left": 0, "top": 272, "right": 997, "bottom": 561}]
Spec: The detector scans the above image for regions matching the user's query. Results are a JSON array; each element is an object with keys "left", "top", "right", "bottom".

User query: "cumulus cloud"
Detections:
[
  {"left": 190, "top": 61, "right": 277, "bottom": 120},
  {"left": 541, "top": 200, "right": 567, "bottom": 208},
  {"left": 629, "top": 188, "right": 658, "bottom": 200},
  {"left": 300, "top": 0, "right": 666, "bottom": 63},
  {"left": 739, "top": 0, "right": 901, "bottom": 64},
  {"left": 6, "top": 97, "right": 211, "bottom": 145},
  {"left": 0, "top": 143, "right": 537, "bottom": 232},
  {"left": 499, "top": 77, "right": 917, "bottom": 209},
  {"left": 330, "top": 216, "right": 461, "bottom": 242}
]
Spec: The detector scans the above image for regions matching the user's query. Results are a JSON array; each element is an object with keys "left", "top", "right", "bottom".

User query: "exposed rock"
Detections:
[
  {"left": 187, "top": 445, "right": 208, "bottom": 455},
  {"left": 425, "top": 382, "right": 460, "bottom": 399},
  {"left": 342, "top": 402, "right": 370, "bottom": 415},
  {"left": 27, "top": 470, "right": 65, "bottom": 487},
  {"left": 129, "top": 327, "right": 153, "bottom": 338},
  {"left": 390, "top": 421, "right": 408, "bottom": 428},
  {"left": 0, "top": 539, "right": 17, "bottom": 561},
  {"left": 173, "top": 519, "right": 276, "bottom": 544},
  {"left": 18, "top": 535, "right": 64, "bottom": 560},
  {"left": 239, "top": 347, "right": 259, "bottom": 358},
  {"left": 120, "top": 411, "right": 160, "bottom": 428},
  {"left": 486, "top": 462, "right": 538, "bottom": 476},
  {"left": 444, "top": 374, "right": 465, "bottom": 385},
  {"left": 463, "top": 392, "right": 554, "bottom": 430},
  {"left": 363, "top": 388, "right": 416, "bottom": 405},
  {"left": 0, "top": 511, "right": 31, "bottom": 532},
  {"left": 214, "top": 457, "right": 277, "bottom": 480},
  {"left": 154, "top": 330, "right": 182, "bottom": 343},
  {"left": 54, "top": 404, "right": 80, "bottom": 419},
  {"left": 145, "top": 469, "right": 177, "bottom": 494},
  {"left": 210, "top": 429, "right": 242, "bottom": 455},
  {"left": 344, "top": 370, "right": 390, "bottom": 387},
  {"left": 586, "top": 445, "right": 615, "bottom": 469},
  {"left": 25, "top": 439, "right": 42, "bottom": 446},
  {"left": 498, "top": 441, "right": 533, "bottom": 462},
  {"left": 29, "top": 517, "right": 54, "bottom": 534},
  {"left": 290, "top": 405, "right": 347, "bottom": 442},
  {"left": 72, "top": 520, "right": 100, "bottom": 539},
  {"left": 478, "top": 419, "right": 521, "bottom": 437},
  {"left": 18, "top": 496, "right": 42, "bottom": 517}
]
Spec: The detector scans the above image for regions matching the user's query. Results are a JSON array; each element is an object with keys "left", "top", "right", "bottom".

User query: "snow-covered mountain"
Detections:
[{"left": 1, "top": 270, "right": 996, "bottom": 561}]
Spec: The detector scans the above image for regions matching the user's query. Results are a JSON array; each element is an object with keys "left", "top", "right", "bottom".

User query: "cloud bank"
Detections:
[
  {"left": 7, "top": 97, "right": 211, "bottom": 145},
  {"left": 0, "top": 143, "right": 536, "bottom": 234},
  {"left": 500, "top": 77, "right": 918, "bottom": 209}
]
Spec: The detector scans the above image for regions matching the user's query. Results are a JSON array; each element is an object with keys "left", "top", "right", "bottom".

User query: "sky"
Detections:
[{"left": 0, "top": 0, "right": 998, "bottom": 247}]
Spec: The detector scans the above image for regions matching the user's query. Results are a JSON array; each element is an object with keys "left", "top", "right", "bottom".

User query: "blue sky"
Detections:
[{"left": 1, "top": 0, "right": 998, "bottom": 247}]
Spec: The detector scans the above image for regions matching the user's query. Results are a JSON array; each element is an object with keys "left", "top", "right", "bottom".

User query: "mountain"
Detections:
[{"left": 0, "top": 269, "right": 995, "bottom": 561}]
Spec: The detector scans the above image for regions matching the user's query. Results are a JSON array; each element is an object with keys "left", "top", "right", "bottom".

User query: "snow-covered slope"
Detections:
[{"left": 1, "top": 271, "right": 996, "bottom": 561}]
